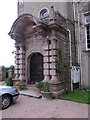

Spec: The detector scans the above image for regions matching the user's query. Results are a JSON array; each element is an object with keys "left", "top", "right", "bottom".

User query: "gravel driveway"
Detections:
[{"left": 2, "top": 95, "right": 88, "bottom": 118}]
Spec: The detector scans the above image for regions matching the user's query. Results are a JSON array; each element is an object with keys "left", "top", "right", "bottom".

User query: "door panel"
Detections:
[{"left": 30, "top": 53, "right": 44, "bottom": 83}]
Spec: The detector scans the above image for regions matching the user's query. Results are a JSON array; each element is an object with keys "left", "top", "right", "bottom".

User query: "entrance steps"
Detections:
[{"left": 19, "top": 84, "right": 42, "bottom": 98}]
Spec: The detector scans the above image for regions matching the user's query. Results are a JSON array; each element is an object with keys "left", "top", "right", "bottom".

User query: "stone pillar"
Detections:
[
  {"left": 14, "top": 46, "right": 20, "bottom": 80},
  {"left": 8, "top": 65, "right": 14, "bottom": 78},
  {"left": 50, "top": 38, "right": 59, "bottom": 84},
  {"left": 1, "top": 66, "right": 6, "bottom": 81},
  {"left": 19, "top": 44, "right": 25, "bottom": 80},
  {"left": 43, "top": 38, "right": 50, "bottom": 82},
  {"left": 49, "top": 6, "right": 56, "bottom": 21}
]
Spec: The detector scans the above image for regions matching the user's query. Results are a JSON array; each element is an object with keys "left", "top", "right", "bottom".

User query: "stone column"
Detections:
[
  {"left": 1, "top": 66, "right": 6, "bottom": 81},
  {"left": 50, "top": 38, "right": 59, "bottom": 84},
  {"left": 15, "top": 46, "right": 20, "bottom": 80},
  {"left": 19, "top": 44, "right": 25, "bottom": 80},
  {"left": 8, "top": 65, "right": 14, "bottom": 78},
  {"left": 43, "top": 38, "right": 50, "bottom": 82}
]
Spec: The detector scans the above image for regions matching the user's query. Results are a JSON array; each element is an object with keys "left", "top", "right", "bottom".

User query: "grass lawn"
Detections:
[{"left": 59, "top": 90, "right": 90, "bottom": 104}]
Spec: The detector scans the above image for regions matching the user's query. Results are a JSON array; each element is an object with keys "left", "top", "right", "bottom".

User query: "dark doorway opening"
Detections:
[{"left": 30, "top": 53, "right": 44, "bottom": 83}]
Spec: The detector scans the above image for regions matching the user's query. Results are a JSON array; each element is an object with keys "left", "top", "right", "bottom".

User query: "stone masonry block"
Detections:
[
  {"left": 50, "top": 56, "right": 56, "bottom": 62},
  {"left": 15, "top": 65, "right": 19, "bottom": 69},
  {"left": 15, "top": 60, "right": 19, "bottom": 64},
  {"left": 43, "top": 45, "right": 49, "bottom": 50},
  {"left": 43, "top": 56, "right": 49, "bottom": 63},
  {"left": 19, "top": 69, "right": 25, "bottom": 74},
  {"left": 51, "top": 41, "right": 57, "bottom": 49},
  {"left": 43, "top": 69, "right": 50, "bottom": 75},
  {"left": 19, "top": 65, "right": 25, "bottom": 69},
  {"left": 15, "top": 55, "right": 19, "bottom": 59},
  {"left": 15, "top": 70, "right": 19, "bottom": 74},
  {"left": 19, "top": 54, "right": 25, "bottom": 59},
  {"left": 43, "top": 63, "right": 49, "bottom": 69},
  {"left": 19, "top": 59, "right": 25, "bottom": 64},
  {"left": 50, "top": 63, "right": 56, "bottom": 69},
  {"left": 50, "top": 50, "right": 57, "bottom": 56},
  {"left": 19, "top": 49, "right": 25, "bottom": 54},
  {"left": 50, "top": 69, "right": 57, "bottom": 75},
  {"left": 44, "top": 51, "right": 49, "bottom": 56}
]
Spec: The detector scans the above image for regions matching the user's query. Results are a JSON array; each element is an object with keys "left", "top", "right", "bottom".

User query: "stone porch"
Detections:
[{"left": 9, "top": 6, "right": 75, "bottom": 97}]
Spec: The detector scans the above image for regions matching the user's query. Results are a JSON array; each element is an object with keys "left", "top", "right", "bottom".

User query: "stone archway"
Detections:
[{"left": 30, "top": 53, "right": 44, "bottom": 83}]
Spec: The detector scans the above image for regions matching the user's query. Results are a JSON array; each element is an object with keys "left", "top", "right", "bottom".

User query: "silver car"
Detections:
[{"left": 0, "top": 86, "right": 19, "bottom": 110}]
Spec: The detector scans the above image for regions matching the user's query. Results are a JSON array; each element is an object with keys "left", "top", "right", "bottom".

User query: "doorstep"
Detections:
[{"left": 19, "top": 87, "right": 42, "bottom": 98}]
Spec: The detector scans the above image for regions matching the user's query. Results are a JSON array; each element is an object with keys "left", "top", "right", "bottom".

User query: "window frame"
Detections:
[
  {"left": 85, "top": 14, "right": 90, "bottom": 50},
  {"left": 39, "top": 7, "right": 49, "bottom": 19}
]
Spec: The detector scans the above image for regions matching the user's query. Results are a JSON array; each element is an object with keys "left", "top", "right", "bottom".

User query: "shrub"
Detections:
[
  {"left": 6, "top": 78, "right": 13, "bottom": 86},
  {"left": 6, "top": 67, "right": 9, "bottom": 78},
  {"left": 35, "top": 82, "right": 43, "bottom": 89},
  {"left": 44, "top": 82, "right": 50, "bottom": 92},
  {"left": 17, "top": 81, "right": 26, "bottom": 89}
]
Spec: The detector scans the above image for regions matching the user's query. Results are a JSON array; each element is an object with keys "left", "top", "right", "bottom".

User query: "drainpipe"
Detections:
[
  {"left": 67, "top": 29, "right": 73, "bottom": 91},
  {"left": 73, "top": 1, "right": 77, "bottom": 64},
  {"left": 77, "top": 2, "right": 81, "bottom": 65},
  {"left": 77, "top": 1, "right": 82, "bottom": 88}
]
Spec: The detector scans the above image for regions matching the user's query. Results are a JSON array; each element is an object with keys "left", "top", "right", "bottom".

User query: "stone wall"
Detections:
[
  {"left": 75, "top": 2, "right": 90, "bottom": 88},
  {"left": 18, "top": 2, "right": 74, "bottom": 22}
]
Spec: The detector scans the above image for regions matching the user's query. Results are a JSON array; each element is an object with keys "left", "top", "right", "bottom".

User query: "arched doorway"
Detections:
[{"left": 30, "top": 53, "right": 44, "bottom": 83}]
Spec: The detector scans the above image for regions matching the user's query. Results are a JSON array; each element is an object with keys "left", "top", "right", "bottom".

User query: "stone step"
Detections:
[
  {"left": 19, "top": 89, "right": 42, "bottom": 98},
  {"left": 26, "top": 84, "right": 36, "bottom": 90}
]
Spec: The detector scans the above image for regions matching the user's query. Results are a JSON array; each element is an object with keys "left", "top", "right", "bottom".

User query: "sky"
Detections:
[{"left": 0, "top": 0, "right": 17, "bottom": 67}]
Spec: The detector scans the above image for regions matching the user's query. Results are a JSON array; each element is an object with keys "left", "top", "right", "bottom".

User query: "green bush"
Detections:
[
  {"left": 6, "top": 78, "right": 13, "bottom": 86},
  {"left": 5, "top": 67, "right": 9, "bottom": 78},
  {"left": 17, "top": 81, "right": 26, "bottom": 89},
  {"left": 35, "top": 82, "right": 43, "bottom": 89},
  {"left": 44, "top": 82, "right": 50, "bottom": 92}
]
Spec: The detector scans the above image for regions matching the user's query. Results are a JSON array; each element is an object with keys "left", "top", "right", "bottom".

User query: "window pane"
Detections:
[
  {"left": 85, "top": 15, "right": 90, "bottom": 23},
  {"left": 40, "top": 9, "right": 48, "bottom": 18},
  {"left": 86, "top": 25, "right": 90, "bottom": 49},
  {"left": 87, "top": 35, "right": 90, "bottom": 39},
  {"left": 88, "top": 44, "right": 90, "bottom": 48},
  {"left": 87, "top": 26, "right": 89, "bottom": 30},
  {"left": 87, "top": 40, "right": 90, "bottom": 43},
  {"left": 87, "top": 30, "right": 90, "bottom": 35}
]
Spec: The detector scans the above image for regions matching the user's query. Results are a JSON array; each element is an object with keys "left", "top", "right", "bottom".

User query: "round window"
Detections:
[{"left": 40, "top": 8, "right": 48, "bottom": 18}]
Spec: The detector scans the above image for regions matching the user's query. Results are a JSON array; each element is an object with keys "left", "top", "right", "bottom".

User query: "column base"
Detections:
[
  {"left": 49, "top": 75, "right": 59, "bottom": 84},
  {"left": 52, "top": 89, "right": 65, "bottom": 98},
  {"left": 19, "top": 75, "right": 25, "bottom": 81},
  {"left": 42, "top": 75, "right": 50, "bottom": 83},
  {"left": 14, "top": 75, "right": 19, "bottom": 81}
]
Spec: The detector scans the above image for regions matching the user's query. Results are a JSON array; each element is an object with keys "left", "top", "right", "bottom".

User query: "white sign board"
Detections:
[{"left": 71, "top": 66, "right": 80, "bottom": 83}]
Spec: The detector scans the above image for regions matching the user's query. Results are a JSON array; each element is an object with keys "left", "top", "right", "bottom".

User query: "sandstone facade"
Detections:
[{"left": 9, "top": 1, "right": 90, "bottom": 96}]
